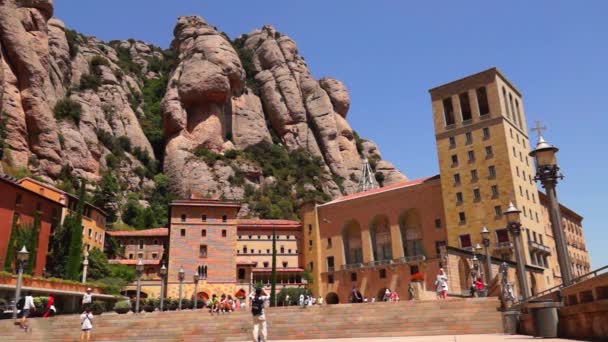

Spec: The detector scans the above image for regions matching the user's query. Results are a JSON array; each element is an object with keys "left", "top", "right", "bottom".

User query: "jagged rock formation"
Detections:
[{"left": 0, "top": 2, "right": 406, "bottom": 221}]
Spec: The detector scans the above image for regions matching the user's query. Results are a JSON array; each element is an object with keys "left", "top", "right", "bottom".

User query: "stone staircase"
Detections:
[{"left": 0, "top": 298, "right": 503, "bottom": 341}]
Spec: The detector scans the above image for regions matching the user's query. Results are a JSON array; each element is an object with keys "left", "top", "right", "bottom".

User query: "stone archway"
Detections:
[
  {"left": 377, "top": 287, "right": 389, "bottom": 301},
  {"left": 458, "top": 257, "right": 471, "bottom": 294},
  {"left": 325, "top": 292, "right": 339, "bottom": 304},
  {"left": 399, "top": 209, "right": 424, "bottom": 257},
  {"left": 370, "top": 215, "right": 392, "bottom": 261},
  {"left": 342, "top": 220, "right": 363, "bottom": 264},
  {"left": 196, "top": 291, "right": 209, "bottom": 302}
]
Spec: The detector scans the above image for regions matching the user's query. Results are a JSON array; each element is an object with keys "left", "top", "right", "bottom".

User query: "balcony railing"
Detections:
[
  {"left": 395, "top": 255, "right": 426, "bottom": 264},
  {"left": 340, "top": 263, "right": 365, "bottom": 271},
  {"left": 529, "top": 241, "right": 551, "bottom": 254},
  {"left": 368, "top": 259, "right": 393, "bottom": 267},
  {"left": 494, "top": 241, "right": 513, "bottom": 251}
]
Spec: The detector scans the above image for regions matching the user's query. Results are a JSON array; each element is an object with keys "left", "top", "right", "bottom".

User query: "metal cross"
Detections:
[{"left": 531, "top": 120, "right": 547, "bottom": 139}]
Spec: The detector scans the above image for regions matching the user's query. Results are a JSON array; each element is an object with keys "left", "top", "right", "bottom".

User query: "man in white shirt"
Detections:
[
  {"left": 249, "top": 288, "right": 269, "bottom": 342},
  {"left": 21, "top": 292, "right": 35, "bottom": 331},
  {"left": 82, "top": 288, "right": 93, "bottom": 309}
]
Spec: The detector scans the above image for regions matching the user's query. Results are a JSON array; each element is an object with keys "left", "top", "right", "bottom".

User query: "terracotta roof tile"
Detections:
[
  {"left": 106, "top": 228, "right": 168, "bottom": 237},
  {"left": 236, "top": 219, "right": 300, "bottom": 228},
  {"left": 108, "top": 259, "right": 161, "bottom": 265},
  {"left": 323, "top": 175, "right": 439, "bottom": 206}
]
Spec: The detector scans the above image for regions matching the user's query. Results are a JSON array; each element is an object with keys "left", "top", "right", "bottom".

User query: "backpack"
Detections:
[
  {"left": 251, "top": 296, "right": 264, "bottom": 316},
  {"left": 16, "top": 297, "right": 25, "bottom": 310}
]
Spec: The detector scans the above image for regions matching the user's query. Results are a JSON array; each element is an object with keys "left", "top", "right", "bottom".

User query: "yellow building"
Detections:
[
  {"left": 18, "top": 178, "right": 107, "bottom": 251},
  {"left": 429, "top": 68, "right": 556, "bottom": 292}
]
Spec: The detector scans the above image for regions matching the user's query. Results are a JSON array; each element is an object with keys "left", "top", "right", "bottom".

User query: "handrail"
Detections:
[{"left": 515, "top": 264, "right": 608, "bottom": 306}]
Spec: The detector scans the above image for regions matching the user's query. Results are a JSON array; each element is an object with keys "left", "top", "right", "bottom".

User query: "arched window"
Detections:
[
  {"left": 342, "top": 220, "right": 363, "bottom": 265},
  {"left": 399, "top": 209, "right": 424, "bottom": 257},
  {"left": 370, "top": 215, "right": 392, "bottom": 261}
]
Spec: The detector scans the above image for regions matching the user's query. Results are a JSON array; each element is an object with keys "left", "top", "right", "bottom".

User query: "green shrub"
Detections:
[
  {"left": 53, "top": 97, "right": 82, "bottom": 125},
  {"left": 113, "top": 300, "right": 130, "bottom": 313},
  {"left": 90, "top": 300, "right": 106, "bottom": 315},
  {"left": 79, "top": 73, "right": 101, "bottom": 91},
  {"left": 65, "top": 29, "right": 80, "bottom": 58},
  {"left": 277, "top": 287, "right": 309, "bottom": 306},
  {"left": 193, "top": 146, "right": 223, "bottom": 166},
  {"left": 223, "top": 149, "right": 240, "bottom": 159},
  {"left": 374, "top": 171, "right": 385, "bottom": 186},
  {"left": 118, "top": 136, "right": 132, "bottom": 153},
  {"left": 90, "top": 55, "right": 110, "bottom": 67}
]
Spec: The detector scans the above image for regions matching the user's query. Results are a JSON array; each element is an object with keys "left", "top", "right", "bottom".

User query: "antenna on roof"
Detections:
[{"left": 357, "top": 158, "right": 379, "bottom": 193}]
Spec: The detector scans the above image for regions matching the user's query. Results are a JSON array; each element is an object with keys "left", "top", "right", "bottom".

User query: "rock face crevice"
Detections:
[{"left": 0, "top": 3, "right": 406, "bottom": 219}]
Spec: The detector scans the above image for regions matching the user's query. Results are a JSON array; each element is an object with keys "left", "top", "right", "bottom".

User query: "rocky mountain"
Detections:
[{"left": 0, "top": 1, "right": 406, "bottom": 223}]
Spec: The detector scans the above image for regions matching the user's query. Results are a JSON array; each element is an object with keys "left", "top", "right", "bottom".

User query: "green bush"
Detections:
[
  {"left": 65, "top": 29, "right": 80, "bottom": 58},
  {"left": 53, "top": 97, "right": 82, "bottom": 124},
  {"left": 90, "top": 300, "right": 106, "bottom": 315},
  {"left": 113, "top": 300, "right": 130, "bottom": 313},
  {"left": 79, "top": 73, "right": 101, "bottom": 91},
  {"left": 90, "top": 55, "right": 110, "bottom": 67},
  {"left": 193, "top": 146, "right": 223, "bottom": 166},
  {"left": 277, "top": 287, "right": 309, "bottom": 306}
]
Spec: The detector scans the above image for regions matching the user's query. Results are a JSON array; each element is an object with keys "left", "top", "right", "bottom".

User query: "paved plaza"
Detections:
[{"left": 271, "top": 335, "right": 581, "bottom": 342}]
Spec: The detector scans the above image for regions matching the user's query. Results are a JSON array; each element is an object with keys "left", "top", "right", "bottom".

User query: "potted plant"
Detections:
[
  {"left": 113, "top": 301, "right": 131, "bottom": 314},
  {"left": 91, "top": 301, "right": 106, "bottom": 315},
  {"left": 143, "top": 298, "right": 156, "bottom": 312},
  {"left": 410, "top": 272, "right": 426, "bottom": 300}
]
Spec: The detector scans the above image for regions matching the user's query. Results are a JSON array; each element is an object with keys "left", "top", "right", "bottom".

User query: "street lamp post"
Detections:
[
  {"left": 82, "top": 251, "right": 89, "bottom": 283},
  {"left": 192, "top": 271, "right": 200, "bottom": 310},
  {"left": 529, "top": 131, "right": 573, "bottom": 286},
  {"left": 178, "top": 266, "right": 185, "bottom": 310},
  {"left": 12, "top": 246, "right": 29, "bottom": 319},
  {"left": 474, "top": 243, "right": 483, "bottom": 281},
  {"left": 481, "top": 227, "right": 493, "bottom": 284},
  {"left": 135, "top": 258, "right": 144, "bottom": 313},
  {"left": 159, "top": 264, "right": 167, "bottom": 311},
  {"left": 505, "top": 202, "right": 531, "bottom": 300}
]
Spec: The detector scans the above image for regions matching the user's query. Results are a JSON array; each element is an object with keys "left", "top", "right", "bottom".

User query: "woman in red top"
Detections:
[{"left": 43, "top": 295, "right": 55, "bottom": 318}]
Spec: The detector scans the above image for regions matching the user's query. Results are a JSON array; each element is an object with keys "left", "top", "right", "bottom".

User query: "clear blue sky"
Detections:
[{"left": 55, "top": 1, "right": 608, "bottom": 269}]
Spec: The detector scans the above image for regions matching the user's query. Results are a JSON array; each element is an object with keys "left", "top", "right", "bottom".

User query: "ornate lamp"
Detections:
[
  {"left": 159, "top": 264, "right": 167, "bottom": 311},
  {"left": 135, "top": 258, "right": 144, "bottom": 313}
]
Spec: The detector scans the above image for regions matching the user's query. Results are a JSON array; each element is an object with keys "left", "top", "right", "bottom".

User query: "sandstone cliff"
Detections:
[{"left": 0, "top": 2, "right": 406, "bottom": 222}]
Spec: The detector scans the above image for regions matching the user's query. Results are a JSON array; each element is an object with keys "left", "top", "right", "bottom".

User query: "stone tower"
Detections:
[{"left": 428, "top": 68, "right": 556, "bottom": 290}]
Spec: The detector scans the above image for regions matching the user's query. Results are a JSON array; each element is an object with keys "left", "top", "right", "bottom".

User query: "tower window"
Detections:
[
  {"left": 201, "top": 229, "right": 207, "bottom": 237},
  {"left": 379, "top": 269, "right": 387, "bottom": 279},
  {"left": 485, "top": 146, "right": 493, "bottom": 158},
  {"left": 327, "top": 238, "right": 332, "bottom": 248},
  {"left": 491, "top": 185, "right": 499, "bottom": 198},
  {"left": 519, "top": 185, "right": 523, "bottom": 196},
  {"left": 488, "top": 165, "right": 496, "bottom": 178},
  {"left": 473, "top": 188, "right": 481, "bottom": 201},
  {"left": 482, "top": 127, "right": 490, "bottom": 139},
  {"left": 456, "top": 192, "right": 463, "bottom": 204},
  {"left": 465, "top": 132, "right": 473, "bottom": 144},
  {"left": 502, "top": 87, "right": 511, "bottom": 119},
  {"left": 202, "top": 215, "right": 207, "bottom": 222},
  {"left": 453, "top": 173, "right": 461, "bottom": 185},
  {"left": 470, "top": 169, "right": 478, "bottom": 181},
  {"left": 263, "top": 262, "right": 269, "bottom": 268},
  {"left": 509, "top": 94, "right": 517, "bottom": 126},
  {"left": 459, "top": 234, "right": 472, "bottom": 248},
  {"left": 181, "top": 214, "right": 186, "bottom": 222},
  {"left": 449, "top": 136, "right": 456, "bottom": 148},
  {"left": 494, "top": 206, "right": 502, "bottom": 217},
  {"left": 222, "top": 229, "right": 227, "bottom": 237},
  {"left": 459, "top": 92, "right": 472, "bottom": 121},
  {"left": 458, "top": 212, "right": 466, "bottom": 224},
  {"left": 451, "top": 154, "right": 458, "bottom": 166},
  {"left": 515, "top": 100, "right": 523, "bottom": 130},
  {"left": 476, "top": 87, "right": 490, "bottom": 116},
  {"left": 467, "top": 150, "right": 475, "bottom": 162},
  {"left": 443, "top": 97, "right": 455, "bottom": 126},
  {"left": 513, "top": 147, "right": 517, "bottom": 158},
  {"left": 222, "top": 215, "right": 227, "bottom": 222},
  {"left": 282, "top": 261, "right": 288, "bottom": 268},
  {"left": 180, "top": 229, "right": 186, "bottom": 237},
  {"left": 434, "top": 219, "right": 442, "bottom": 228}
]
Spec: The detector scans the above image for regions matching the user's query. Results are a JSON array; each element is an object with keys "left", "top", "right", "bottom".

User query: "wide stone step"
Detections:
[{"left": 0, "top": 298, "right": 503, "bottom": 341}]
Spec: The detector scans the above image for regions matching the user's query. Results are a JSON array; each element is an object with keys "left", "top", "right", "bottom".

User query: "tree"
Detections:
[
  {"left": 87, "top": 248, "right": 111, "bottom": 280},
  {"left": 65, "top": 180, "right": 86, "bottom": 280},
  {"left": 93, "top": 173, "right": 120, "bottom": 223},
  {"left": 270, "top": 228, "right": 277, "bottom": 307},
  {"left": 3, "top": 213, "right": 18, "bottom": 272},
  {"left": 25, "top": 211, "right": 40, "bottom": 274}
]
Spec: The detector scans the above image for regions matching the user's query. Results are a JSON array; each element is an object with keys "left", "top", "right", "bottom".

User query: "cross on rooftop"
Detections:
[{"left": 531, "top": 120, "right": 547, "bottom": 139}]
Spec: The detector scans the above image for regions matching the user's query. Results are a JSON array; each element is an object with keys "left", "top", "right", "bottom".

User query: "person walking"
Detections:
[
  {"left": 80, "top": 307, "right": 93, "bottom": 342},
  {"left": 82, "top": 288, "right": 93, "bottom": 310},
  {"left": 43, "top": 295, "right": 56, "bottom": 318},
  {"left": 20, "top": 292, "right": 35, "bottom": 332},
  {"left": 436, "top": 268, "right": 449, "bottom": 299},
  {"left": 250, "top": 287, "right": 269, "bottom": 342}
]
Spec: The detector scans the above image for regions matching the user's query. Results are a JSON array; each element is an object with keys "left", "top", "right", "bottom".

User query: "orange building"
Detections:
[
  {"left": 0, "top": 174, "right": 62, "bottom": 276},
  {"left": 301, "top": 176, "right": 448, "bottom": 303},
  {"left": 18, "top": 178, "right": 107, "bottom": 251}
]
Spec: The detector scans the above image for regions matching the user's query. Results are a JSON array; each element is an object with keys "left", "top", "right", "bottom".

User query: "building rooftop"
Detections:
[
  {"left": 428, "top": 67, "right": 522, "bottom": 97},
  {"left": 538, "top": 191, "right": 583, "bottom": 221},
  {"left": 321, "top": 175, "right": 440, "bottom": 206},
  {"left": 170, "top": 198, "right": 242, "bottom": 208},
  {"left": 108, "top": 259, "right": 162, "bottom": 265},
  {"left": 237, "top": 219, "right": 301, "bottom": 229},
  {"left": 17, "top": 177, "right": 108, "bottom": 216},
  {"left": 106, "top": 227, "right": 168, "bottom": 237},
  {"left": 0, "top": 174, "right": 65, "bottom": 205}
]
